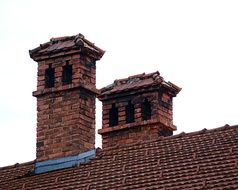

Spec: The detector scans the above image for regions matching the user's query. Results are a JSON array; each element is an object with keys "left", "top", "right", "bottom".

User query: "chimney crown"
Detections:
[
  {"left": 29, "top": 33, "right": 104, "bottom": 62},
  {"left": 98, "top": 71, "right": 181, "bottom": 100}
]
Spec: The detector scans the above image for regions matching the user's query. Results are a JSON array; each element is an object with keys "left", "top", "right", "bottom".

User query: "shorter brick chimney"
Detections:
[
  {"left": 98, "top": 71, "right": 181, "bottom": 148},
  {"left": 29, "top": 34, "right": 104, "bottom": 161}
]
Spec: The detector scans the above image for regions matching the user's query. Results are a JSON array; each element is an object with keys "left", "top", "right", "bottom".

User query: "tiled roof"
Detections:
[
  {"left": 29, "top": 33, "right": 105, "bottom": 61},
  {"left": 99, "top": 71, "right": 181, "bottom": 99},
  {"left": 0, "top": 161, "right": 34, "bottom": 187},
  {"left": 1, "top": 124, "right": 238, "bottom": 189}
]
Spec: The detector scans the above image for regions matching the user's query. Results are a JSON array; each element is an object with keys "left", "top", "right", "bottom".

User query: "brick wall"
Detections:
[
  {"left": 101, "top": 123, "right": 173, "bottom": 148},
  {"left": 99, "top": 90, "right": 175, "bottom": 148},
  {"left": 36, "top": 54, "right": 96, "bottom": 92},
  {"left": 34, "top": 53, "right": 97, "bottom": 161}
]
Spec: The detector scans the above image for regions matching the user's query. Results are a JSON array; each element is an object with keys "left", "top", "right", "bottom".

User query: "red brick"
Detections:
[
  {"left": 32, "top": 36, "right": 103, "bottom": 161},
  {"left": 99, "top": 72, "right": 180, "bottom": 149}
]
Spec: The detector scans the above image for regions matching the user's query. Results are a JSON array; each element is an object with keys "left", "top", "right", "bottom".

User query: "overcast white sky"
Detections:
[{"left": 0, "top": 0, "right": 238, "bottom": 167}]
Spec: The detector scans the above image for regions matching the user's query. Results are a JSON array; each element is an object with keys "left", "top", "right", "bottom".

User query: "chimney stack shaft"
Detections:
[{"left": 30, "top": 34, "right": 104, "bottom": 161}]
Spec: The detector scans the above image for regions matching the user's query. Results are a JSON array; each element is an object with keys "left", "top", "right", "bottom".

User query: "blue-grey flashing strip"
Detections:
[{"left": 34, "top": 149, "right": 96, "bottom": 174}]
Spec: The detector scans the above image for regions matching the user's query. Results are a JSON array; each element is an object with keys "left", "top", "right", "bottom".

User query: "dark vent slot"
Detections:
[
  {"left": 109, "top": 103, "right": 118, "bottom": 127},
  {"left": 126, "top": 101, "right": 135, "bottom": 123},
  {"left": 62, "top": 63, "right": 72, "bottom": 85},
  {"left": 141, "top": 98, "right": 151, "bottom": 121},
  {"left": 45, "top": 64, "right": 55, "bottom": 88}
]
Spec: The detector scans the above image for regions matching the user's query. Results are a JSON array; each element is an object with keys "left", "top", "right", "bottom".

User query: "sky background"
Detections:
[{"left": 0, "top": 0, "right": 238, "bottom": 167}]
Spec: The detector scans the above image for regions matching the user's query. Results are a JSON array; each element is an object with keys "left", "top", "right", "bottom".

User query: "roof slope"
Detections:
[
  {"left": 99, "top": 71, "right": 181, "bottom": 99},
  {"left": 1, "top": 125, "right": 238, "bottom": 189}
]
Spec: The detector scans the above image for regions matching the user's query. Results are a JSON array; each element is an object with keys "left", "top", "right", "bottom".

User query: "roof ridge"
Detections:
[
  {"left": 50, "top": 35, "right": 75, "bottom": 42},
  {"left": 164, "top": 124, "right": 238, "bottom": 140}
]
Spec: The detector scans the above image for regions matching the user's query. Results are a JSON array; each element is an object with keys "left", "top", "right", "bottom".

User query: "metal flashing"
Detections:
[{"left": 34, "top": 149, "right": 96, "bottom": 174}]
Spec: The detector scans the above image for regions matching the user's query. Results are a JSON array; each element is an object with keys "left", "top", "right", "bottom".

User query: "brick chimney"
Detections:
[
  {"left": 98, "top": 71, "right": 181, "bottom": 148},
  {"left": 29, "top": 34, "right": 104, "bottom": 161}
]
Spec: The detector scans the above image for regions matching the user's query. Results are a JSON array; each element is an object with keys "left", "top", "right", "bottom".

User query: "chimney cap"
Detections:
[
  {"left": 98, "top": 71, "right": 181, "bottom": 100},
  {"left": 29, "top": 33, "right": 105, "bottom": 61}
]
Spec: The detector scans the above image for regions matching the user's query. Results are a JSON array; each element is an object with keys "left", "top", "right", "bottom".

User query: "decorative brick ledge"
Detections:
[
  {"left": 33, "top": 83, "right": 99, "bottom": 97},
  {"left": 98, "top": 118, "right": 177, "bottom": 135}
]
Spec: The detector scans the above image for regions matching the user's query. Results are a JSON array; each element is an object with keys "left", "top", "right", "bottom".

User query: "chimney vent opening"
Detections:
[
  {"left": 109, "top": 103, "right": 118, "bottom": 127},
  {"left": 45, "top": 64, "right": 55, "bottom": 88},
  {"left": 126, "top": 101, "right": 135, "bottom": 124},
  {"left": 62, "top": 62, "right": 72, "bottom": 85},
  {"left": 141, "top": 98, "right": 151, "bottom": 121}
]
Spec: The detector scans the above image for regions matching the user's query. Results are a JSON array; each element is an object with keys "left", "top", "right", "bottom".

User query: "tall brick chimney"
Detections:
[
  {"left": 98, "top": 71, "right": 181, "bottom": 148},
  {"left": 29, "top": 34, "right": 104, "bottom": 161}
]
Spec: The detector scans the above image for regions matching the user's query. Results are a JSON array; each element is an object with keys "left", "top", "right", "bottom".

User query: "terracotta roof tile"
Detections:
[
  {"left": 99, "top": 71, "right": 181, "bottom": 99},
  {"left": 0, "top": 161, "right": 34, "bottom": 187},
  {"left": 1, "top": 125, "right": 238, "bottom": 189},
  {"left": 29, "top": 33, "right": 105, "bottom": 61}
]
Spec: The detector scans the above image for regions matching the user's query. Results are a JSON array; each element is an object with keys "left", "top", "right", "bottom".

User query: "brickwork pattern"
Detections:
[
  {"left": 99, "top": 91, "right": 174, "bottom": 148},
  {"left": 36, "top": 88, "right": 96, "bottom": 161},
  {"left": 98, "top": 71, "right": 180, "bottom": 149},
  {"left": 35, "top": 54, "right": 96, "bottom": 93},
  {"left": 35, "top": 54, "right": 96, "bottom": 161},
  {"left": 30, "top": 34, "right": 104, "bottom": 161},
  {"left": 102, "top": 124, "right": 161, "bottom": 148}
]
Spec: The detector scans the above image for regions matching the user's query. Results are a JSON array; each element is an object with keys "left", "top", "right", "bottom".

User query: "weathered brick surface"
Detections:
[
  {"left": 102, "top": 92, "right": 174, "bottom": 126},
  {"left": 99, "top": 91, "right": 175, "bottom": 148},
  {"left": 30, "top": 34, "right": 104, "bottom": 161},
  {"left": 35, "top": 53, "right": 96, "bottom": 161},
  {"left": 36, "top": 55, "right": 96, "bottom": 92},
  {"left": 101, "top": 123, "right": 166, "bottom": 148},
  {"left": 36, "top": 88, "right": 96, "bottom": 161},
  {"left": 98, "top": 72, "right": 181, "bottom": 148}
]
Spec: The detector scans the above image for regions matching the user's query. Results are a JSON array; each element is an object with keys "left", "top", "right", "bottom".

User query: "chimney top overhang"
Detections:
[
  {"left": 29, "top": 33, "right": 105, "bottom": 62},
  {"left": 98, "top": 71, "right": 181, "bottom": 101}
]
